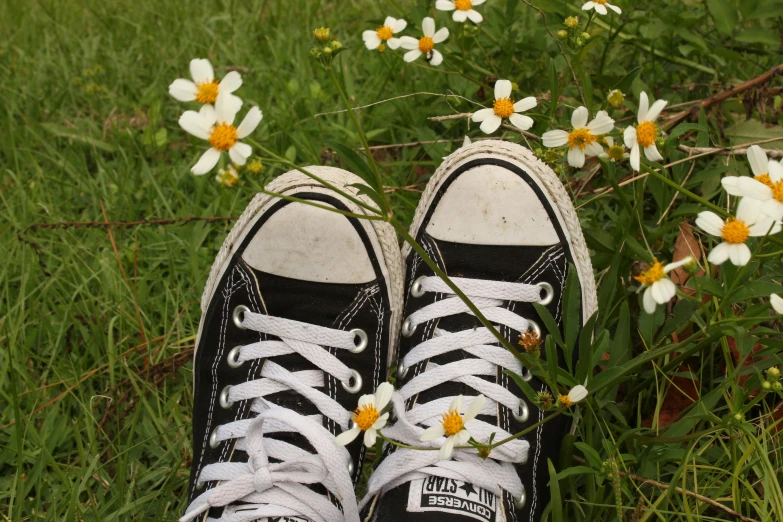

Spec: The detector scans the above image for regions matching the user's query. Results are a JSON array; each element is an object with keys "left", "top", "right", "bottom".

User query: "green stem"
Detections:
[{"left": 326, "top": 66, "right": 390, "bottom": 214}]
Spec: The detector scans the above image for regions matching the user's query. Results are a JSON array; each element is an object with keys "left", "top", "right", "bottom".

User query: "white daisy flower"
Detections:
[
  {"left": 436, "top": 0, "right": 486, "bottom": 24},
  {"left": 215, "top": 165, "right": 239, "bottom": 188},
  {"left": 623, "top": 92, "right": 668, "bottom": 172},
  {"left": 178, "top": 94, "right": 262, "bottom": 175},
  {"left": 542, "top": 106, "right": 615, "bottom": 168},
  {"left": 399, "top": 17, "right": 449, "bottom": 66},
  {"left": 168, "top": 58, "right": 242, "bottom": 111},
  {"left": 634, "top": 257, "right": 693, "bottom": 314},
  {"left": 599, "top": 136, "right": 630, "bottom": 163},
  {"left": 471, "top": 80, "right": 537, "bottom": 134},
  {"left": 334, "top": 382, "right": 393, "bottom": 448},
  {"left": 695, "top": 198, "right": 782, "bottom": 266},
  {"left": 363, "top": 17, "right": 407, "bottom": 51},
  {"left": 559, "top": 385, "right": 588, "bottom": 408},
  {"left": 420, "top": 395, "right": 485, "bottom": 460},
  {"left": 771, "top": 294, "right": 783, "bottom": 314},
  {"left": 721, "top": 154, "right": 783, "bottom": 220},
  {"left": 582, "top": 0, "right": 622, "bottom": 15}
]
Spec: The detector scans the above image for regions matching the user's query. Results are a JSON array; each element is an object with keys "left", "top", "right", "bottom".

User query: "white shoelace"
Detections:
[
  {"left": 360, "top": 276, "right": 541, "bottom": 510},
  {"left": 182, "top": 312, "right": 363, "bottom": 522}
]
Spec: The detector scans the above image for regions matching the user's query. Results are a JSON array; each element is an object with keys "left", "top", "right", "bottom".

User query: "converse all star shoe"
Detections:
[
  {"left": 182, "top": 167, "right": 403, "bottom": 522},
  {"left": 361, "top": 140, "right": 597, "bottom": 522}
]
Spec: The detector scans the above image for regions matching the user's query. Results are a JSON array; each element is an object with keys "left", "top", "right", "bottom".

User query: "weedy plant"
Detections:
[{"left": 3, "top": 0, "right": 783, "bottom": 520}]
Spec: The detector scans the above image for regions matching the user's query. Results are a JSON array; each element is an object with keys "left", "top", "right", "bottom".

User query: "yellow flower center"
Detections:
[
  {"left": 755, "top": 173, "right": 772, "bottom": 187},
  {"left": 559, "top": 395, "right": 575, "bottom": 408},
  {"left": 493, "top": 98, "right": 515, "bottom": 119},
  {"left": 209, "top": 123, "right": 238, "bottom": 151},
  {"left": 772, "top": 180, "right": 783, "bottom": 203},
  {"left": 217, "top": 169, "right": 238, "bottom": 188},
  {"left": 607, "top": 144, "right": 625, "bottom": 161},
  {"left": 353, "top": 404, "right": 380, "bottom": 431},
  {"left": 196, "top": 81, "right": 219, "bottom": 104},
  {"left": 376, "top": 26, "right": 393, "bottom": 41},
  {"left": 634, "top": 261, "right": 665, "bottom": 286},
  {"left": 454, "top": 0, "right": 472, "bottom": 10},
  {"left": 721, "top": 218, "right": 750, "bottom": 244},
  {"left": 594, "top": 0, "right": 607, "bottom": 4},
  {"left": 636, "top": 120, "right": 659, "bottom": 148},
  {"left": 441, "top": 409, "right": 465, "bottom": 436},
  {"left": 518, "top": 328, "right": 541, "bottom": 352},
  {"left": 418, "top": 36, "right": 435, "bottom": 53},
  {"left": 568, "top": 128, "right": 597, "bottom": 151}
]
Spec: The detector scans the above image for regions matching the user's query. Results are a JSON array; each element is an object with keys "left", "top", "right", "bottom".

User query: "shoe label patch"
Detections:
[{"left": 407, "top": 477, "right": 504, "bottom": 522}]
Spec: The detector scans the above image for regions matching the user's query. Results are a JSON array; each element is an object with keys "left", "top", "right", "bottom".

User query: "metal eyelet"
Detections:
[
  {"left": 209, "top": 427, "right": 221, "bottom": 449},
  {"left": 527, "top": 320, "right": 541, "bottom": 339},
  {"left": 411, "top": 276, "right": 427, "bottom": 298},
  {"left": 232, "top": 305, "right": 250, "bottom": 329},
  {"left": 401, "top": 317, "right": 416, "bottom": 338},
  {"left": 347, "top": 459, "right": 355, "bottom": 475},
  {"left": 227, "top": 346, "right": 244, "bottom": 368},
  {"left": 397, "top": 360, "right": 409, "bottom": 379},
  {"left": 195, "top": 480, "right": 206, "bottom": 490},
  {"left": 513, "top": 401, "right": 529, "bottom": 423},
  {"left": 521, "top": 367, "right": 533, "bottom": 382},
  {"left": 514, "top": 484, "right": 527, "bottom": 509},
  {"left": 219, "top": 385, "right": 233, "bottom": 409},
  {"left": 536, "top": 282, "right": 554, "bottom": 306},
  {"left": 349, "top": 328, "right": 368, "bottom": 354},
  {"left": 342, "top": 369, "right": 363, "bottom": 393}
]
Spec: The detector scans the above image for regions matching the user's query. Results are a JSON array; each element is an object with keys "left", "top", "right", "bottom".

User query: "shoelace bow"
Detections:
[
  {"left": 182, "top": 312, "right": 362, "bottom": 522},
  {"left": 360, "top": 276, "right": 539, "bottom": 510}
]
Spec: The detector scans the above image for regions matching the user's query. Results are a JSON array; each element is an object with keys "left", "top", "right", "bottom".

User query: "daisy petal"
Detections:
[
  {"left": 480, "top": 114, "right": 503, "bottom": 134},
  {"left": 191, "top": 147, "right": 221, "bottom": 175},
  {"left": 387, "top": 37, "right": 402, "bottom": 50},
  {"left": 179, "top": 110, "right": 212, "bottom": 140},
  {"left": 429, "top": 50, "right": 444, "bottom": 66},
  {"left": 393, "top": 18, "right": 408, "bottom": 33},
  {"left": 513, "top": 96, "right": 537, "bottom": 113},
  {"left": 229, "top": 142, "right": 252, "bottom": 165},
  {"left": 571, "top": 106, "right": 589, "bottom": 128},
  {"left": 403, "top": 49, "right": 422, "bottom": 62},
  {"left": 768, "top": 159, "right": 783, "bottom": 182},
  {"left": 642, "top": 287, "right": 657, "bottom": 313},
  {"left": 644, "top": 145, "right": 663, "bottom": 162},
  {"left": 567, "top": 147, "right": 586, "bottom": 168},
  {"left": 422, "top": 17, "right": 435, "bottom": 37},
  {"left": 219, "top": 71, "right": 242, "bottom": 93},
  {"left": 609, "top": 3, "right": 622, "bottom": 13},
  {"left": 236, "top": 107, "right": 262, "bottom": 139},
  {"left": 760, "top": 200, "right": 783, "bottom": 220},
  {"left": 375, "top": 382, "right": 394, "bottom": 410},
  {"left": 464, "top": 395, "right": 486, "bottom": 422},
  {"left": 508, "top": 113, "right": 534, "bottom": 131},
  {"left": 695, "top": 211, "right": 725, "bottom": 237},
  {"left": 436, "top": 0, "right": 456, "bottom": 10},
  {"left": 440, "top": 437, "right": 455, "bottom": 460},
  {"left": 542, "top": 129, "right": 569, "bottom": 148},
  {"left": 646, "top": 99, "right": 668, "bottom": 122},
  {"left": 728, "top": 243, "right": 752, "bottom": 266},
  {"left": 420, "top": 424, "right": 446, "bottom": 441},
  {"left": 771, "top": 294, "right": 783, "bottom": 314},
  {"left": 363, "top": 429, "right": 377, "bottom": 447},
  {"left": 453, "top": 10, "right": 468, "bottom": 22},
  {"left": 471, "top": 108, "right": 494, "bottom": 122},
  {"left": 737, "top": 177, "right": 773, "bottom": 200},
  {"left": 748, "top": 217, "right": 782, "bottom": 237},
  {"left": 334, "top": 426, "right": 360, "bottom": 446},
  {"left": 169, "top": 79, "right": 198, "bottom": 101},
  {"left": 707, "top": 242, "right": 731, "bottom": 265},
  {"left": 588, "top": 111, "right": 615, "bottom": 134},
  {"left": 630, "top": 143, "right": 641, "bottom": 171},
  {"left": 623, "top": 126, "right": 637, "bottom": 148},
  {"left": 637, "top": 92, "right": 649, "bottom": 123},
  {"left": 399, "top": 36, "right": 419, "bottom": 50},
  {"left": 495, "top": 80, "right": 512, "bottom": 101},
  {"left": 746, "top": 145, "right": 768, "bottom": 177},
  {"left": 466, "top": 9, "right": 483, "bottom": 23},
  {"left": 364, "top": 33, "right": 381, "bottom": 49},
  {"left": 663, "top": 257, "right": 693, "bottom": 272},
  {"left": 736, "top": 196, "right": 761, "bottom": 224},
  {"left": 433, "top": 27, "right": 450, "bottom": 43},
  {"left": 190, "top": 58, "right": 214, "bottom": 84},
  {"left": 721, "top": 176, "right": 743, "bottom": 196}
]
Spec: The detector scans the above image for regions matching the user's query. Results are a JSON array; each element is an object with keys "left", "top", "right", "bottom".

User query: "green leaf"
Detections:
[
  {"left": 575, "top": 442, "right": 603, "bottom": 469},
  {"left": 705, "top": 0, "right": 738, "bottom": 35},
  {"left": 553, "top": 465, "right": 595, "bottom": 480},
  {"left": 40, "top": 123, "right": 116, "bottom": 152},
  {"left": 504, "top": 370, "right": 539, "bottom": 405},
  {"left": 326, "top": 140, "right": 382, "bottom": 193},
  {"left": 609, "top": 303, "right": 631, "bottom": 366},
  {"left": 534, "top": 303, "right": 564, "bottom": 348},
  {"left": 735, "top": 28, "right": 780, "bottom": 47},
  {"left": 668, "top": 123, "right": 709, "bottom": 140},
  {"left": 563, "top": 265, "right": 582, "bottom": 355},
  {"left": 659, "top": 299, "right": 699, "bottom": 340},
  {"left": 547, "top": 460, "right": 563, "bottom": 522},
  {"left": 546, "top": 335, "right": 559, "bottom": 387}
]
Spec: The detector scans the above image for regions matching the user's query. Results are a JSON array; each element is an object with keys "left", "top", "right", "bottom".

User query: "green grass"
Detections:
[{"left": 2, "top": 0, "right": 783, "bottom": 520}]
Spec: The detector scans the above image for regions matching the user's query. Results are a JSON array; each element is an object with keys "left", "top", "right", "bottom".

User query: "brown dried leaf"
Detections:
[{"left": 671, "top": 222, "right": 702, "bottom": 286}]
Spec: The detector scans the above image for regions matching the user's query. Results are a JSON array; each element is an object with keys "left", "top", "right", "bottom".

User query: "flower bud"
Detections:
[
  {"left": 557, "top": 30, "right": 568, "bottom": 40},
  {"left": 313, "top": 27, "right": 330, "bottom": 42},
  {"left": 607, "top": 89, "right": 624, "bottom": 108},
  {"left": 581, "top": 32, "right": 591, "bottom": 40},
  {"left": 762, "top": 380, "right": 772, "bottom": 390},
  {"left": 774, "top": 381, "right": 783, "bottom": 392},
  {"left": 564, "top": 16, "right": 579, "bottom": 29},
  {"left": 768, "top": 366, "right": 780, "bottom": 379},
  {"left": 331, "top": 40, "right": 342, "bottom": 50}
]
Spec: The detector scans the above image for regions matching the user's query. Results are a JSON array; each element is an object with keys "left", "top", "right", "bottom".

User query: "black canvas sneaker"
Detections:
[
  {"left": 182, "top": 167, "right": 403, "bottom": 522},
  {"left": 361, "top": 140, "right": 597, "bottom": 522}
]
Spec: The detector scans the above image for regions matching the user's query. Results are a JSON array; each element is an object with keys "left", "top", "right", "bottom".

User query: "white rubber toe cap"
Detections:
[
  {"left": 241, "top": 201, "right": 376, "bottom": 284},
  {"left": 425, "top": 165, "right": 560, "bottom": 246}
]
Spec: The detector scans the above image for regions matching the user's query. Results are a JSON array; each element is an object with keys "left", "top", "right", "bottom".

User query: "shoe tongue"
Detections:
[{"left": 374, "top": 478, "right": 504, "bottom": 522}]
